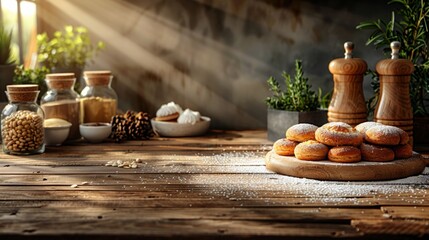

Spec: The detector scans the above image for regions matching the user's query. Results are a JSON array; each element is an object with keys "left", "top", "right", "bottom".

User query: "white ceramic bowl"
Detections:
[
  {"left": 44, "top": 118, "right": 72, "bottom": 146},
  {"left": 44, "top": 125, "right": 71, "bottom": 146},
  {"left": 151, "top": 116, "right": 211, "bottom": 137},
  {"left": 79, "top": 123, "right": 112, "bottom": 143}
]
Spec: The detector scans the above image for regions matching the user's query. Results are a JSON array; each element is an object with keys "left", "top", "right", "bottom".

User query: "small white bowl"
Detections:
[
  {"left": 151, "top": 116, "right": 211, "bottom": 137},
  {"left": 44, "top": 118, "right": 72, "bottom": 146},
  {"left": 44, "top": 126, "right": 71, "bottom": 146},
  {"left": 79, "top": 123, "right": 112, "bottom": 143}
]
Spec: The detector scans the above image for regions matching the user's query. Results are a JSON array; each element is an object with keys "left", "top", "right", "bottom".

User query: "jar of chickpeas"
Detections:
[{"left": 1, "top": 85, "right": 45, "bottom": 155}]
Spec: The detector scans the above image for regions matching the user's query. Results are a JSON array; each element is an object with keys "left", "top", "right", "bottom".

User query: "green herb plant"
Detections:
[
  {"left": 37, "top": 25, "right": 105, "bottom": 70},
  {"left": 266, "top": 59, "right": 321, "bottom": 112},
  {"left": 13, "top": 65, "right": 50, "bottom": 100},
  {"left": 0, "top": 24, "right": 14, "bottom": 65},
  {"left": 356, "top": 0, "right": 429, "bottom": 116}
]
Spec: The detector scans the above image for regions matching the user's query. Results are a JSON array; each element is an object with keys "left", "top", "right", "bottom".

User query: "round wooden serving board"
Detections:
[{"left": 265, "top": 150, "right": 427, "bottom": 181}]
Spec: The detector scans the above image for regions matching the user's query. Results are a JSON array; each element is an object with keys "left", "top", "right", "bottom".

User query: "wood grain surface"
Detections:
[{"left": 0, "top": 130, "right": 428, "bottom": 239}]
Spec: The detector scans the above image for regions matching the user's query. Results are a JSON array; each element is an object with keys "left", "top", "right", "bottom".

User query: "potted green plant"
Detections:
[
  {"left": 37, "top": 25, "right": 105, "bottom": 91},
  {"left": 266, "top": 59, "right": 329, "bottom": 141},
  {"left": 13, "top": 65, "right": 50, "bottom": 102},
  {"left": 0, "top": 23, "right": 16, "bottom": 102},
  {"left": 356, "top": 0, "right": 429, "bottom": 148}
]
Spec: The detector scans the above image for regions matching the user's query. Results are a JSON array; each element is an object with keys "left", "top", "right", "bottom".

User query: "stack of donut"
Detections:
[
  {"left": 356, "top": 122, "right": 412, "bottom": 161},
  {"left": 273, "top": 121, "right": 413, "bottom": 163}
]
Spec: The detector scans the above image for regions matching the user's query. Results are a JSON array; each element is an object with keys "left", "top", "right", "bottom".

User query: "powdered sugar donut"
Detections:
[
  {"left": 365, "top": 125, "right": 406, "bottom": 146},
  {"left": 328, "top": 146, "right": 361, "bottom": 163},
  {"left": 355, "top": 121, "right": 382, "bottom": 135},
  {"left": 360, "top": 142, "right": 395, "bottom": 162},
  {"left": 286, "top": 123, "right": 318, "bottom": 142},
  {"left": 273, "top": 138, "right": 299, "bottom": 156},
  {"left": 315, "top": 122, "right": 363, "bottom": 147},
  {"left": 294, "top": 140, "right": 329, "bottom": 161}
]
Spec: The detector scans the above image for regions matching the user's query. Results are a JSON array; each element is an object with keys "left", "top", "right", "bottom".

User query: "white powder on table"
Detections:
[{"left": 136, "top": 148, "right": 428, "bottom": 206}]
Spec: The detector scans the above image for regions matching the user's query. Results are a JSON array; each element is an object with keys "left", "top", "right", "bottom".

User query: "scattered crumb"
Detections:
[
  {"left": 105, "top": 160, "right": 139, "bottom": 169},
  {"left": 70, "top": 184, "right": 78, "bottom": 188}
]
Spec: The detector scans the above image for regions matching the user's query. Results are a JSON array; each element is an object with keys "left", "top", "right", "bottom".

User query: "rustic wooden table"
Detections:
[{"left": 0, "top": 130, "right": 428, "bottom": 239}]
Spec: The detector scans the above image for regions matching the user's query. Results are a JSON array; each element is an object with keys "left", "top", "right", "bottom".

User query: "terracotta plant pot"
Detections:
[{"left": 267, "top": 108, "right": 328, "bottom": 142}]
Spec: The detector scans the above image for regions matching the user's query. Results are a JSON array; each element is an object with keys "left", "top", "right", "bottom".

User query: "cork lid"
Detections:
[
  {"left": 329, "top": 42, "right": 367, "bottom": 75},
  {"left": 46, "top": 73, "right": 75, "bottom": 80},
  {"left": 6, "top": 85, "right": 39, "bottom": 102},
  {"left": 84, "top": 70, "right": 112, "bottom": 86},
  {"left": 376, "top": 41, "right": 414, "bottom": 75},
  {"left": 7, "top": 84, "right": 39, "bottom": 92},
  {"left": 45, "top": 73, "right": 76, "bottom": 89}
]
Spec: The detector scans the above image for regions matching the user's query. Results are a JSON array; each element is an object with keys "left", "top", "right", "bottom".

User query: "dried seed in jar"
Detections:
[{"left": 2, "top": 110, "right": 44, "bottom": 153}]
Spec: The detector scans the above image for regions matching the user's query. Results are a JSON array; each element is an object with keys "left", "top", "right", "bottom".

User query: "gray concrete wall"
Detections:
[{"left": 37, "top": 0, "right": 394, "bottom": 129}]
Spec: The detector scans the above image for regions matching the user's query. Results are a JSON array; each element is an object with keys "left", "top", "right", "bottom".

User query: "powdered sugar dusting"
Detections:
[
  {"left": 287, "top": 123, "right": 318, "bottom": 136},
  {"left": 355, "top": 121, "right": 382, "bottom": 134},
  {"left": 135, "top": 149, "right": 428, "bottom": 206},
  {"left": 324, "top": 122, "right": 352, "bottom": 130},
  {"left": 367, "top": 125, "right": 401, "bottom": 136}
]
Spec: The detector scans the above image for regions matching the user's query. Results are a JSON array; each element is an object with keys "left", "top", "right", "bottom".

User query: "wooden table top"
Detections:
[{"left": 0, "top": 130, "right": 428, "bottom": 239}]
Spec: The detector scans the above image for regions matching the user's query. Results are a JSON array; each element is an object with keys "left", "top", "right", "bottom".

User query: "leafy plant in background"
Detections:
[
  {"left": 356, "top": 0, "right": 429, "bottom": 116},
  {"left": 13, "top": 65, "right": 50, "bottom": 100},
  {"left": 0, "top": 24, "right": 14, "bottom": 65},
  {"left": 318, "top": 88, "right": 332, "bottom": 110},
  {"left": 266, "top": 59, "right": 322, "bottom": 112},
  {"left": 37, "top": 25, "right": 105, "bottom": 70}
]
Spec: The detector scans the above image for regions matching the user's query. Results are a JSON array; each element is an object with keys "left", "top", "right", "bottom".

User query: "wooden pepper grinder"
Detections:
[
  {"left": 374, "top": 41, "right": 414, "bottom": 143},
  {"left": 328, "top": 42, "right": 368, "bottom": 126}
]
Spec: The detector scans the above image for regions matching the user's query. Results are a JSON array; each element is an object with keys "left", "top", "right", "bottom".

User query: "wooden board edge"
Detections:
[{"left": 265, "top": 151, "right": 426, "bottom": 181}]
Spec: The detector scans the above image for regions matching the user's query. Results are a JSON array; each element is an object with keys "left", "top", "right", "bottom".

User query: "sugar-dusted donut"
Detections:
[
  {"left": 328, "top": 146, "right": 361, "bottom": 163},
  {"left": 273, "top": 138, "right": 299, "bottom": 156},
  {"left": 294, "top": 140, "right": 329, "bottom": 161},
  {"left": 286, "top": 123, "right": 318, "bottom": 142},
  {"left": 355, "top": 121, "right": 382, "bottom": 135},
  {"left": 315, "top": 122, "right": 363, "bottom": 147},
  {"left": 360, "top": 142, "right": 395, "bottom": 162},
  {"left": 365, "top": 125, "right": 406, "bottom": 145},
  {"left": 393, "top": 143, "right": 413, "bottom": 159}
]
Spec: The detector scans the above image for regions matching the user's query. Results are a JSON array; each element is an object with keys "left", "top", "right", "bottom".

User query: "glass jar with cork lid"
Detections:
[
  {"left": 1, "top": 85, "right": 45, "bottom": 155},
  {"left": 80, "top": 71, "right": 118, "bottom": 123},
  {"left": 41, "top": 73, "right": 81, "bottom": 141}
]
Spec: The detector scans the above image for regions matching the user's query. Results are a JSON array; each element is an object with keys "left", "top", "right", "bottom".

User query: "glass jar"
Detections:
[
  {"left": 41, "top": 73, "right": 81, "bottom": 141},
  {"left": 1, "top": 85, "right": 45, "bottom": 155},
  {"left": 80, "top": 71, "right": 118, "bottom": 123}
]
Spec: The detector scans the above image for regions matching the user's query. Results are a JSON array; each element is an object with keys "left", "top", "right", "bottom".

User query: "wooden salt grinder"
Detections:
[
  {"left": 328, "top": 42, "right": 368, "bottom": 126},
  {"left": 374, "top": 41, "right": 414, "bottom": 142}
]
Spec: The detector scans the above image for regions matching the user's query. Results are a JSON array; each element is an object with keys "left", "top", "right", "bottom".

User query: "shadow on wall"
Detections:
[{"left": 37, "top": 0, "right": 393, "bottom": 129}]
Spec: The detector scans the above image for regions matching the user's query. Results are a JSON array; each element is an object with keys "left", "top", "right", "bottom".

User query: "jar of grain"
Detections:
[
  {"left": 1, "top": 85, "right": 45, "bottom": 155},
  {"left": 80, "top": 71, "right": 118, "bottom": 123},
  {"left": 41, "top": 73, "right": 81, "bottom": 141}
]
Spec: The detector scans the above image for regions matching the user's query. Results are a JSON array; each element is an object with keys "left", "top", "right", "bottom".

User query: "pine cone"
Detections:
[{"left": 110, "top": 111, "right": 154, "bottom": 142}]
